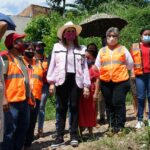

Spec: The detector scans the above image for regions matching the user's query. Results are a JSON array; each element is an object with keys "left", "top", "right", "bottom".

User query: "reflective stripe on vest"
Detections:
[
  {"left": 101, "top": 60, "right": 125, "bottom": 66},
  {"left": 100, "top": 45, "right": 129, "bottom": 82},
  {"left": 130, "top": 43, "right": 143, "bottom": 75},
  {"left": 5, "top": 74, "right": 24, "bottom": 79},
  {"left": 32, "top": 74, "right": 43, "bottom": 82}
]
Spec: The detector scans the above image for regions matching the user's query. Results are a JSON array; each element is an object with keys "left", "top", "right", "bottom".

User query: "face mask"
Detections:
[
  {"left": 142, "top": 35, "right": 150, "bottom": 43},
  {"left": 24, "top": 51, "right": 34, "bottom": 59},
  {"left": 87, "top": 60, "right": 95, "bottom": 67},
  {"left": 107, "top": 37, "right": 118, "bottom": 46},
  {"left": 36, "top": 48, "right": 44, "bottom": 55},
  {"left": 63, "top": 31, "right": 76, "bottom": 41}
]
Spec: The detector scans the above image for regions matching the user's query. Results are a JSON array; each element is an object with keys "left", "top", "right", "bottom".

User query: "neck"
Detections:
[
  {"left": 66, "top": 40, "right": 74, "bottom": 46},
  {"left": 108, "top": 44, "right": 118, "bottom": 50},
  {"left": 35, "top": 53, "right": 44, "bottom": 59},
  {"left": 142, "top": 42, "right": 150, "bottom": 47},
  {"left": 24, "top": 56, "right": 32, "bottom": 64},
  {"left": 10, "top": 48, "right": 21, "bottom": 56}
]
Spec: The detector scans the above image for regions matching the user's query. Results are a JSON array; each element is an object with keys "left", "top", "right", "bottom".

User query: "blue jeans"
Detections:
[
  {"left": 38, "top": 83, "right": 49, "bottom": 129},
  {"left": 136, "top": 73, "right": 150, "bottom": 121},
  {"left": 2, "top": 100, "right": 30, "bottom": 150}
]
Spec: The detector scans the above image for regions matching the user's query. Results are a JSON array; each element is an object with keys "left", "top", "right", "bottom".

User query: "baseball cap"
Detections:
[{"left": 5, "top": 33, "right": 26, "bottom": 49}]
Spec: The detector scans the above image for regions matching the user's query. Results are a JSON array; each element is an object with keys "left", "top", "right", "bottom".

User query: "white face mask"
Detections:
[{"left": 107, "top": 36, "right": 118, "bottom": 46}]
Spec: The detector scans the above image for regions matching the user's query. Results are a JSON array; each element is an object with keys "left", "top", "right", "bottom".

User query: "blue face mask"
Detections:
[
  {"left": 87, "top": 60, "right": 95, "bottom": 67},
  {"left": 143, "top": 35, "right": 150, "bottom": 43}
]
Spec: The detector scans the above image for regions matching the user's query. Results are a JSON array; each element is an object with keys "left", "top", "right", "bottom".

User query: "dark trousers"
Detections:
[
  {"left": 101, "top": 80, "right": 130, "bottom": 129},
  {"left": 24, "top": 99, "right": 40, "bottom": 147},
  {"left": 2, "top": 100, "right": 30, "bottom": 150},
  {"left": 56, "top": 73, "right": 82, "bottom": 138}
]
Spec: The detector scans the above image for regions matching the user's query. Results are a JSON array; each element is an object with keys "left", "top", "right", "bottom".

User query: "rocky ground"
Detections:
[{"left": 30, "top": 106, "right": 150, "bottom": 150}]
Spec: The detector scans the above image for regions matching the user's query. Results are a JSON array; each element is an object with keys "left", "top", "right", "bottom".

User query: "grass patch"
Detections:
[{"left": 45, "top": 96, "right": 56, "bottom": 120}]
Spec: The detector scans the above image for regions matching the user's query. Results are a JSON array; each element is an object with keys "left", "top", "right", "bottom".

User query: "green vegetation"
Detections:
[
  {"left": 24, "top": 0, "right": 150, "bottom": 121},
  {"left": 0, "top": 39, "right": 6, "bottom": 50}
]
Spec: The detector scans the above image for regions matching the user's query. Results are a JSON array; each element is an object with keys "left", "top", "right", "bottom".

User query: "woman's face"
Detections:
[
  {"left": 63, "top": 27, "right": 76, "bottom": 42},
  {"left": 141, "top": 29, "right": 150, "bottom": 44},
  {"left": 106, "top": 32, "right": 119, "bottom": 46},
  {"left": 85, "top": 51, "right": 95, "bottom": 67},
  {"left": 24, "top": 44, "right": 35, "bottom": 59}
]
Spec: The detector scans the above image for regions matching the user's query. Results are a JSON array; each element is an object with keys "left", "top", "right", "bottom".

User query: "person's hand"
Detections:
[
  {"left": 83, "top": 87, "right": 90, "bottom": 99},
  {"left": 49, "top": 83, "right": 55, "bottom": 96},
  {"left": 93, "top": 92, "right": 99, "bottom": 101},
  {"left": 3, "top": 104, "right": 10, "bottom": 112}
]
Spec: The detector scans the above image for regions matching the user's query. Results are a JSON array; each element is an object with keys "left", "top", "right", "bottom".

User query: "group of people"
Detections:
[
  {"left": 0, "top": 18, "right": 150, "bottom": 150},
  {"left": 0, "top": 19, "right": 50, "bottom": 150}
]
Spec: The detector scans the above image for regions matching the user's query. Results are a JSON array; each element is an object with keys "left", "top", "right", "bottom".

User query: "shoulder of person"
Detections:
[
  {"left": 99, "top": 46, "right": 107, "bottom": 52},
  {"left": 53, "top": 42, "right": 66, "bottom": 52},
  {"left": 1, "top": 54, "right": 8, "bottom": 60},
  {"left": 131, "top": 43, "right": 140, "bottom": 48}
]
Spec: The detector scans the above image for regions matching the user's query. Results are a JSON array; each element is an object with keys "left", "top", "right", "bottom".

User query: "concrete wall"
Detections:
[{"left": 4, "top": 15, "right": 32, "bottom": 38}]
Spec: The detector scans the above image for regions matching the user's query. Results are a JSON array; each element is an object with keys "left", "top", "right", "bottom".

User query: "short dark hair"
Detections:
[
  {"left": 140, "top": 28, "right": 150, "bottom": 35},
  {"left": 87, "top": 43, "right": 98, "bottom": 51},
  {"left": 86, "top": 43, "right": 98, "bottom": 58}
]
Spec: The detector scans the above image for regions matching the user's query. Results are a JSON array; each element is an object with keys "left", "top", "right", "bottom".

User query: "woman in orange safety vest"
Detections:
[
  {"left": 130, "top": 28, "right": 150, "bottom": 129},
  {"left": 22, "top": 42, "right": 45, "bottom": 149},
  {"left": 94, "top": 27, "right": 133, "bottom": 133}
]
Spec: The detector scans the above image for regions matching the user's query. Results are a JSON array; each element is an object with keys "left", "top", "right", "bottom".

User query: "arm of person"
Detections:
[
  {"left": 94, "top": 50, "right": 101, "bottom": 70},
  {"left": 93, "top": 78, "right": 100, "bottom": 101},
  {"left": 124, "top": 47, "right": 134, "bottom": 70},
  {"left": 0, "top": 56, "right": 9, "bottom": 111},
  {"left": 0, "top": 21, "right": 8, "bottom": 39},
  {"left": 46, "top": 47, "right": 56, "bottom": 95}
]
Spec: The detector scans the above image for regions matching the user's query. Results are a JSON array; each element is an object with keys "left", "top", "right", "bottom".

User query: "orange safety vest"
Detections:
[
  {"left": 4, "top": 53, "right": 26, "bottom": 102},
  {"left": 99, "top": 45, "right": 129, "bottom": 82},
  {"left": 130, "top": 43, "right": 143, "bottom": 75},
  {"left": 23, "top": 58, "right": 44, "bottom": 101}
]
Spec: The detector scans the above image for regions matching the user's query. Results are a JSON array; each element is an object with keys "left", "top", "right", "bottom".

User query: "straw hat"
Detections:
[{"left": 57, "top": 21, "right": 82, "bottom": 39}]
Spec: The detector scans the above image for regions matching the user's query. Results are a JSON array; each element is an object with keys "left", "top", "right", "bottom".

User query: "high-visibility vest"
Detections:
[
  {"left": 23, "top": 58, "right": 44, "bottom": 101},
  {"left": 130, "top": 43, "right": 143, "bottom": 75},
  {"left": 99, "top": 45, "right": 129, "bottom": 82},
  {"left": 4, "top": 53, "right": 26, "bottom": 102}
]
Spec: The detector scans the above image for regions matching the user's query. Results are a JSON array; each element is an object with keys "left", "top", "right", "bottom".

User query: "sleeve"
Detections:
[
  {"left": 1, "top": 55, "right": 8, "bottom": 75},
  {"left": 46, "top": 46, "right": 56, "bottom": 84},
  {"left": 0, "top": 56, "right": 8, "bottom": 105},
  {"left": 95, "top": 50, "right": 101, "bottom": 68},
  {"left": 124, "top": 47, "right": 134, "bottom": 70}
]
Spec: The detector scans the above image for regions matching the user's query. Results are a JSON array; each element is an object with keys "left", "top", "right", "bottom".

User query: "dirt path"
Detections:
[{"left": 30, "top": 106, "right": 145, "bottom": 150}]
